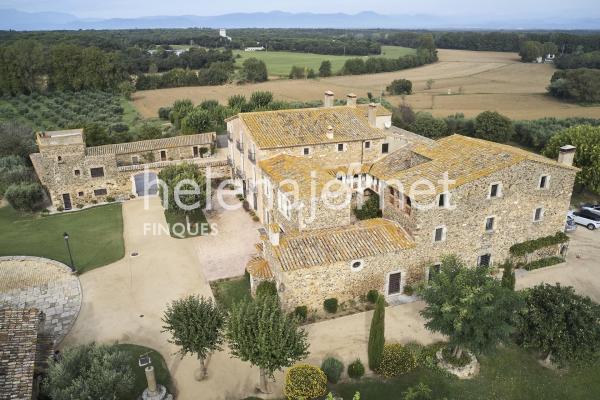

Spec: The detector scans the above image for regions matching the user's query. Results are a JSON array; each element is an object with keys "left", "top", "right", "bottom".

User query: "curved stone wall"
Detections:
[{"left": 0, "top": 256, "right": 82, "bottom": 345}]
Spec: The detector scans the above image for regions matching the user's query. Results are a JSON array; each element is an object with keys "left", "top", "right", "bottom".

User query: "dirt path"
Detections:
[{"left": 132, "top": 49, "right": 600, "bottom": 120}]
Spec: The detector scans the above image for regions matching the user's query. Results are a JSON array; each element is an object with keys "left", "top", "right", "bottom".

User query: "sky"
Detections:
[{"left": 1, "top": 0, "right": 597, "bottom": 19}]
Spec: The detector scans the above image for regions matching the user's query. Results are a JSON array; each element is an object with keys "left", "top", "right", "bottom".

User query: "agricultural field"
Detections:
[
  {"left": 133, "top": 49, "right": 600, "bottom": 120},
  {"left": 232, "top": 45, "right": 415, "bottom": 76},
  {"left": 0, "top": 91, "right": 139, "bottom": 131}
]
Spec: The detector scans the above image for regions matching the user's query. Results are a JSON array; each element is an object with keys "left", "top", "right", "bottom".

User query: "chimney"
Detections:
[
  {"left": 269, "top": 224, "right": 280, "bottom": 246},
  {"left": 326, "top": 125, "right": 334, "bottom": 139},
  {"left": 346, "top": 93, "right": 357, "bottom": 107},
  {"left": 368, "top": 103, "right": 377, "bottom": 127},
  {"left": 557, "top": 145, "right": 576, "bottom": 166},
  {"left": 324, "top": 90, "right": 334, "bottom": 108}
]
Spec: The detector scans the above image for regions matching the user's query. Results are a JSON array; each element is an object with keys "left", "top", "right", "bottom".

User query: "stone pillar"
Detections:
[{"left": 145, "top": 366, "right": 158, "bottom": 394}]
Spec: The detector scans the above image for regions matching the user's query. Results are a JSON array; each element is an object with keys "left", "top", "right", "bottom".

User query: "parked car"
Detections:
[
  {"left": 565, "top": 214, "right": 577, "bottom": 232},
  {"left": 582, "top": 204, "right": 600, "bottom": 217},
  {"left": 569, "top": 210, "right": 600, "bottom": 230}
]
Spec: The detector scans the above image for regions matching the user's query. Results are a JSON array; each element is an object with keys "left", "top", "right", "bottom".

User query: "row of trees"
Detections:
[
  {"left": 135, "top": 62, "right": 233, "bottom": 90},
  {"left": 556, "top": 50, "right": 600, "bottom": 70},
  {"left": 519, "top": 40, "right": 559, "bottom": 62},
  {"left": 548, "top": 68, "right": 600, "bottom": 103}
]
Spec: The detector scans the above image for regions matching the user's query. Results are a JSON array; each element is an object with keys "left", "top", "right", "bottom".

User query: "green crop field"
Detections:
[{"left": 233, "top": 46, "right": 415, "bottom": 76}]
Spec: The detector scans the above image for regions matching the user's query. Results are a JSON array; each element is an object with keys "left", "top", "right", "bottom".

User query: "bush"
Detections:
[
  {"left": 4, "top": 183, "right": 45, "bottom": 211},
  {"left": 408, "top": 113, "right": 448, "bottom": 139},
  {"left": 366, "top": 289, "right": 379, "bottom": 304},
  {"left": 106, "top": 196, "right": 115, "bottom": 202},
  {"left": 256, "top": 281, "right": 278, "bottom": 298},
  {"left": 474, "top": 111, "right": 514, "bottom": 143},
  {"left": 403, "top": 383, "right": 433, "bottom": 400},
  {"left": 522, "top": 256, "right": 564, "bottom": 271},
  {"left": 323, "top": 298, "right": 339, "bottom": 313},
  {"left": 158, "top": 107, "right": 172, "bottom": 120},
  {"left": 377, "top": 343, "right": 417, "bottom": 378},
  {"left": 321, "top": 357, "right": 344, "bottom": 383},
  {"left": 284, "top": 364, "right": 327, "bottom": 400},
  {"left": 347, "top": 359, "right": 365, "bottom": 379},
  {"left": 293, "top": 306, "right": 308, "bottom": 322},
  {"left": 387, "top": 79, "right": 413, "bottom": 95}
]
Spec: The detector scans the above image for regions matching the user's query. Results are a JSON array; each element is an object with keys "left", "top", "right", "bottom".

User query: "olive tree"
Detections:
[{"left": 162, "top": 295, "right": 225, "bottom": 380}]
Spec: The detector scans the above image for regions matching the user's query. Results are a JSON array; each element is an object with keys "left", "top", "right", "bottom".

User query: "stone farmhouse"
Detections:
[
  {"left": 30, "top": 129, "right": 227, "bottom": 210},
  {"left": 228, "top": 91, "right": 579, "bottom": 311}
]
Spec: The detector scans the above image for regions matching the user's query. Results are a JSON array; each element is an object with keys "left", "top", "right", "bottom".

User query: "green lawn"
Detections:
[
  {"left": 117, "top": 344, "right": 174, "bottom": 398},
  {"left": 332, "top": 345, "right": 600, "bottom": 400},
  {"left": 233, "top": 46, "right": 415, "bottom": 77},
  {"left": 210, "top": 276, "right": 251, "bottom": 311},
  {"left": 0, "top": 204, "right": 124, "bottom": 273}
]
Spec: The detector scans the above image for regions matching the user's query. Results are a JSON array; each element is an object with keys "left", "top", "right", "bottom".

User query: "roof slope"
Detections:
[
  {"left": 370, "top": 134, "right": 577, "bottom": 193},
  {"left": 238, "top": 106, "right": 386, "bottom": 149},
  {"left": 86, "top": 132, "right": 214, "bottom": 156},
  {"left": 273, "top": 218, "right": 414, "bottom": 271}
]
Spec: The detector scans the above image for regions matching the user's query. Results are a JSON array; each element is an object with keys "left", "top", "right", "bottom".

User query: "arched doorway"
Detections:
[{"left": 133, "top": 171, "right": 158, "bottom": 196}]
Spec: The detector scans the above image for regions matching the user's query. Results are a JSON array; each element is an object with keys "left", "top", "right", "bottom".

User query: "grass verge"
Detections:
[
  {"left": 117, "top": 343, "right": 174, "bottom": 398},
  {"left": 210, "top": 275, "right": 251, "bottom": 311},
  {"left": 0, "top": 204, "right": 124, "bottom": 273}
]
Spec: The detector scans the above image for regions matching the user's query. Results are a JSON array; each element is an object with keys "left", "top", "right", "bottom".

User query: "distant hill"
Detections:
[{"left": 1, "top": 9, "right": 600, "bottom": 31}]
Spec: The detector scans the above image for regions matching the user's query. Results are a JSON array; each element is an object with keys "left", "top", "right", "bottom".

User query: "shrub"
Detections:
[
  {"left": 441, "top": 346, "right": 471, "bottom": 367},
  {"left": 522, "top": 256, "right": 565, "bottom": 271},
  {"left": 284, "top": 364, "right": 327, "bottom": 400},
  {"left": 158, "top": 107, "right": 172, "bottom": 120},
  {"left": 106, "top": 196, "right": 115, "bottom": 202},
  {"left": 321, "top": 357, "right": 344, "bottom": 383},
  {"left": 403, "top": 285, "right": 414, "bottom": 296},
  {"left": 256, "top": 281, "right": 278, "bottom": 298},
  {"left": 347, "top": 359, "right": 365, "bottom": 379},
  {"left": 474, "top": 111, "right": 513, "bottom": 143},
  {"left": 4, "top": 183, "right": 45, "bottom": 211},
  {"left": 56, "top": 205, "right": 64, "bottom": 212},
  {"left": 403, "top": 383, "right": 433, "bottom": 400},
  {"left": 323, "top": 298, "right": 339, "bottom": 313},
  {"left": 366, "top": 289, "right": 379, "bottom": 304},
  {"left": 293, "top": 306, "right": 308, "bottom": 322},
  {"left": 377, "top": 343, "right": 417, "bottom": 378},
  {"left": 387, "top": 79, "right": 413, "bottom": 95},
  {"left": 368, "top": 295, "right": 385, "bottom": 370}
]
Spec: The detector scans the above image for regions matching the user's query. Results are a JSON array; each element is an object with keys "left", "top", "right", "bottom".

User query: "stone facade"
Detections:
[
  {"left": 30, "top": 129, "right": 226, "bottom": 210},
  {"left": 239, "top": 96, "right": 578, "bottom": 312}
]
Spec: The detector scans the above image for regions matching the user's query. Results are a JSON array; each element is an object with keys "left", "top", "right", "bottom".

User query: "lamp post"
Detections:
[{"left": 63, "top": 232, "right": 75, "bottom": 273}]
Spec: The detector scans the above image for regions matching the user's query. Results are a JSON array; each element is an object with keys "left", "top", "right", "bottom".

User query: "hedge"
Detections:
[
  {"left": 509, "top": 232, "right": 569, "bottom": 257},
  {"left": 523, "top": 256, "right": 565, "bottom": 271}
]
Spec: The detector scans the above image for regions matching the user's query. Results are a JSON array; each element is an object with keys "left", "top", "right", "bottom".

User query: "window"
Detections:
[
  {"left": 434, "top": 226, "right": 446, "bottom": 242},
  {"left": 90, "top": 167, "right": 104, "bottom": 178},
  {"left": 364, "top": 141, "right": 371, "bottom": 149},
  {"left": 132, "top": 155, "right": 140, "bottom": 164},
  {"left": 57, "top": 156, "right": 62, "bottom": 162},
  {"left": 438, "top": 193, "right": 448, "bottom": 208},
  {"left": 382, "top": 143, "right": 389, "bottom": 154},
  {"left": 478, "top": 253, "right": 492, "bottom": 268},
  {"left": 485, "top": 216, "right": 495, "bottom": 232},
  {"left": 388, "top": 272, "right": 401, "bottom": 295},
  {"left": 539, "top": 175, "right": 549, "bottom": 189},
  {"left": 278, "top": 191, "right": 292, "bottom": 220},
  {"left": 93, "top": 188, "right": 107, "bottom": 196},
  {"left": 533, "top": 207, "right": 544, "bottom": 222},
  {"left": 74, "top": 169, "right": 80, "bottom": 176},
  {"left": 78, "top": 191, "right": 84, "bottom": 197},
  {"left": 193, "top": 146, "right": 199, "bottom": 157},
  {"left": 160, "top": 150, "right": 167, "bottom": 161},
  {"left": 337, "top": 143, "right": 344, "bottom": 152},
  {"left": 489, "top": 183, "right": 501, "bottom": 198},
  {"left": 350, "top": 260, "right": 364, "bottom": 272},
  {"left": 303, "top": 147, "right": 310, "bottom": 156}
]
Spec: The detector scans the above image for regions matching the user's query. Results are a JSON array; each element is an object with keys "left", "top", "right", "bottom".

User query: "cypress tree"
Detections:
[
  {"left": 501, "top": 262, "right": 516, "bottom": 291},
  {"left": 368, "top": 294, "right": 385, "bottom": 370}
]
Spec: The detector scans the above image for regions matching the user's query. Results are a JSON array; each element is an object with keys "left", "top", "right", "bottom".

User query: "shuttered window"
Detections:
[
  {"left": 478, "top": 254, "right": 491, "bottom": 268},
  {"left": 90, "top": 167, "right": 104, "bottom": 178},
  {"left": 388, "top": 272, "right": 401, "bottom": 295}
]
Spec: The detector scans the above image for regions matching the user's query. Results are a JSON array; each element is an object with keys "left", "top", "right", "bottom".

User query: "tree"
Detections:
[
  {"left": 542, "top": 42, "right": 558, "bottom": 57},
  {"left": 425, "top": 79, "right": 434, "bottom": 90},
  {"left": 43, "top": 343, "right": 134, "bottom": 400},
  {"left": 368, "top": 294, "right": 385, "bottom": 370},
  {"left": 474, "top": 111, "right": 514, "bottom": 143},
  {"left": 548, "top": 69, "right": 600, "bottom": 103},
  {"left": 519, "top": 284, "right": 600, "bottom": 365},
  {"left": 249, "top": 91, "right": 273, "bottom": 109},
  {"left": 343, "top": 58, "right": 366, "bottom": 75},
  {"left": 158, "top": 163, "right": 207, "bottom": 213},
  {"left": 420, "top": 255, "right": 520, "bottom": 358},
  {"left": 83, "top": 123, "right": 110, "bottom": 146},
  {"left": 4, "top": 182, "right": 45, "bottom": 211},
  {"left": 241, "top": 58, "right": 268, "bottom": 83},
  {"left": 543, "top": 125, "right": 600, "bottom": 193},
  {"left": 136, "top": 122, "right": 162, "bottom": 140},
  {"left": 0, "top": 121, "right": 36, "bottom": 159},
  {"left": 181, "top": 107, "right": 212, "bottom": 134},
  {"left": 170, "top": 99, "right": 194, "bottom": 129},
  {"left": 408, "top": 112, "right": 448, "bottom": 139},
  {"left": 118, "top": 80, "right": 135, "bottom": 100},
  {"left": 162, "top": 296, "right": 225, "bottom": 380},
  {"left": 288, "top": 65, "right": 305, "bottom": 79},
  {"left": 319, "top": 60, "right": 332, "bottom": 77},
  {"left": 226, "top": 295, "right": 309, "bottom": 393},
  {"left": 387, "top": 79, "right": 413, "bottom": 95},
  {"left": 501, "top": 262, "right": 516, "bottom": 291},
  {"left": 519, "top": 41, "right": 543, "bottom": 62}
]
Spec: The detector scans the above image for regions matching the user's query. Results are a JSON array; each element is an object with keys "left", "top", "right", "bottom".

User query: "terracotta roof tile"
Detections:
[
  {"left": 86, "top": 133, "right": 215, "bottom": 156},
  {"left": 246, "top": 256, "right": 273, "bottom": 279}
]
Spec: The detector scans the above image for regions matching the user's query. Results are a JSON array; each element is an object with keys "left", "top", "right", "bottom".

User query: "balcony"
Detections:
[
  {"left": 236, "top": 140, "right": 244, "bottom": 152},
  {"left": 248, "top": 150, "right": 256, "bottom": 164}
]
